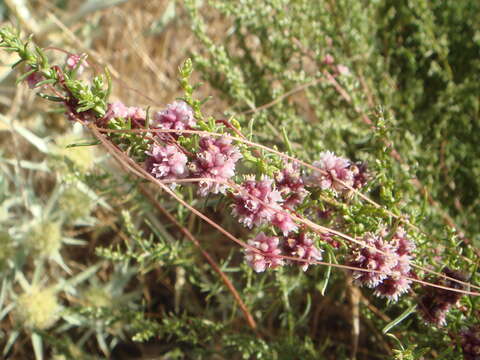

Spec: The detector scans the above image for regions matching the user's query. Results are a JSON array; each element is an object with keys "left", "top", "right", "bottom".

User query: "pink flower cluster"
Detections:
[
  {"left": 348, "top": 227, "right": 415, "bottom": 301},
  {"left": 233, "top": 152, "right": 366, "bottom": 245},
  {"left": 105, "top": 101, "right": 146, "bottom": 126},
  {"left": 284, "top": 232, "right": 323, "bottom": 271},
  {"left": 418, "top": 267, "right": 468, "bottom": 326},
  {"left": 460, "top": 325, "right": 480, "bottom": 360},
  {"left": 145, "top": 144, "right": 188, "bottom": 186},
  {"left": 140, "top": 101, "right": 243, "bottom": 191},
  {"left": 271, "top": 211, "right": 298, "bottom": 236},
  {"left": 26, "top": 71, "right": 43, "bottom": 89},
  {"left": 307, "top": 152, "right": 368, "bottom": 194},
  {"left": 190, "top": 136, "right": 242, "bottom": 196},
  {"left": 234, "top": 171, "right": 324, "bottom": 272},
  {"left": 245, "top": 232, "right": 284, "bottom": 272},
  {"left": 232, "top": 168, "right": 324, "bottom": 271},
  {"left": 65, "top": 53, "right": 88, "bottom": 74},
  {"left": 308, "top": 151, "right": 354, "bottom": 192},
  {"left": 275, "top": 163, "right": 308, "bottom": 209},
  {"left": 245, "top": 231, "right": 323, "bottom": 273},
  {"left": 153, "top": 100, "right": 195, "bottom": 131},
  {"left": 232, "top": 161, "right": 313, "bottom": 238},
  {"left": 232, "top": 175, "right": 282, "bottom": 228}
]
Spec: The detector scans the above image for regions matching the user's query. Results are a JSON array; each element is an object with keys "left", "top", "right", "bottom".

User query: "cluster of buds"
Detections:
[
  {"left": 152, "top": 100, "right": 195, "bottom": 132},
  {"left": 234, "top": 152, "right": 367, "bottom": 271},
  {"left": 232, "top": 175, "right": 285, "bottom": 230},
  {"left": 318, "top": 231, "right": 340, "bottom": 249},
  {"left": 190, "top": 136, "right": 242, "bottom": 196},
  {"left": 348, "top": 227, "right": 415, "bottom": 301},
  {"left": 418, "top": 267, "right": 468, "bottom": 326},
  {"left": 275, "top": 162, "right": 308, "bottom": 209},
  {"left": 25, "top": 53, "right": 88, "bottom": 89},
  {"left": 245, "top": 232, "right": 284, "bottom": 272},
  {"left": 350, "top": 161, "right": 369, "bottom": 189},
  {"left": 460, "top": 325, "right": 480, "bottom": 360},
  {"left": 307, "top": 151, "right": 368, "bottom": 194},
  {"left": 245, "top": 231, "right": 323, "bottom": 273},
  {"left": 104, "top": 101, "right": 146, "bottom": 127},
  {"left": 284, "top": 232, "right": 323, "bottom": 271},
  {"left": 145, "top": 144, "right": 188, "bottom": 186},
  {"left": 65, "top": 53, "right": 88, "bottom": 74}
]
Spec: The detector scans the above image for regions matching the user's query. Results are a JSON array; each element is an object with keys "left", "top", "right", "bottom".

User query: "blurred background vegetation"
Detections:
[{"left": 0, "top": 0, "right": 479, "bottom": 359}]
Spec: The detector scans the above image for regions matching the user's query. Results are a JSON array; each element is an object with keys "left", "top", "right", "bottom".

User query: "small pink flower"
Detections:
[
  {"left": 245, "top": 232, "right": 284, "bottom": 272},
  {"left": 153, "top": 101, "right": 195, "bottom": 132},
  {"left": 336, "top": 64, "right": 350, "bottom": 76},
  {"left": 66, "top": 53, "right": 88, "bottom": 74},
  {"left": 319, "top": 231, "right": 340, "bottom": 248},
  {"left": 145, "top": 144, "right": 188, "bottom": 186},
  {"left": 349, "top": 161, "right": 369, "bottom": 189},
  {"left": 25, "top": 66, "right": 44, "bottom": 89},
  {"left": 323, "top": 54, "right": 335, "bottom": 65},
  {"left": 308, "top": 151, "right": 354, "bottom": 192},
  {"left": 190, "top": 136, "right": 242, "bottom": 196},
  {"left": 127, "top": 106, "right": 147, "bottom": 122},
  {"left": 232, "top": 175, "right": 283, "bottom": 229},
  {"left": 275, "top": 163, "right": 308, "bottom": 209},
  {"left": 104, "top": 101, "right": 146, "bottom": 127},
  {"left": 349, "top": 233, "right": 396, "bottom": 288},
  {"left": 348, "top": 228, "right": 415, "bottom": 301},
  {"left": 271, "top": 211, "right": 298, "bottom": 236},
  {"left": 105, "top": 101, "right": 130, "bottom": 120},
  {"left": 393, "top": 227, "right": 414, "bottom": 256},
  {"left": 418, "top": 267, "right": 468, "bottom": 326},
  {"left": 26, "top": 71, "right": 43, "bottom": 89},
  {"left": 373, "top": 255, "right": 412, "bottom": 301},
  {"left": 285, "top": 233, "right": 322, "bottom": 271}
]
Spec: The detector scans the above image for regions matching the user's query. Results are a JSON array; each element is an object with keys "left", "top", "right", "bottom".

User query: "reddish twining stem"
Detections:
[
  {"left": 92, "top": 126, "right": 480, "bottom": 292},
  {"left": 86, "top": 122, "right": 480, "bottom": 297}
]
